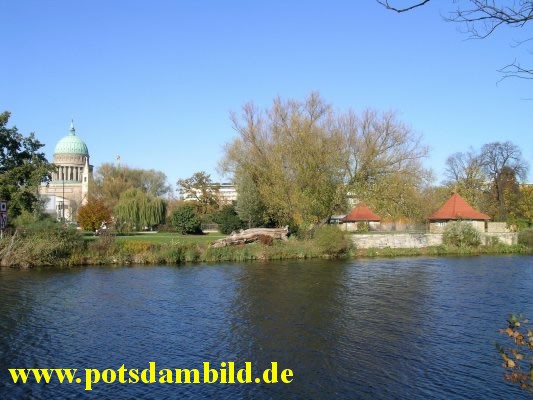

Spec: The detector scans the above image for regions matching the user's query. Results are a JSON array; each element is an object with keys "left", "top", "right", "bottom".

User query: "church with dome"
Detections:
[{"left": 40, "top": 121, "right": 93, "bottom": 221}]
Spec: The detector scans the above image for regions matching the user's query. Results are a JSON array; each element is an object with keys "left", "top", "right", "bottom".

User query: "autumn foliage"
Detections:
[
  {"left": 497, "top": 314, "right": 533, "bottom": 392},
  {"left": 77, "top": 198, "right": 112, "bottom": 231}
]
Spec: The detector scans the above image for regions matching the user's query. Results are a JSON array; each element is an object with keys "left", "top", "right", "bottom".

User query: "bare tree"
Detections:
[
  {"left": 479, "top": 141, "right": 529, "bottom": 215},
  {"left": 444, "top": 150, "right": 486, "bottom": 209},
  {"left": 377, "top": 1, "right": 533, "bottom": 80},
  {"left": 343, "top": 109, "right": 431, "bottom": 220}
]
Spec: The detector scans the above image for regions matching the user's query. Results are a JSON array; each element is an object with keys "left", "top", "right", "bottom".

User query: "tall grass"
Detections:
[
  {"left": 0, "top": 220, "right": 85, "bottom": 267},
  {"left": 1, "top": 225, "right": 531, "bottom": 268}
]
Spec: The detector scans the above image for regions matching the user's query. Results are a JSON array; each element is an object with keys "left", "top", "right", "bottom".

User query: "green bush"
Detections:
[
  {"left": 518, "top": 228, "right": 533, "bottom": 248},
  {"left": 313, "top": 225, "right": 351, "bottom": 257},
  {"left": 213, "top": 205, "right": 244, "bottom": 234},
  {"left": 356, "top": 222, "right": 369, "bottom": 233},
  {"left": 171, "top": 205, "right": 202, "bottom": 234},
  {"left": 443, "top": 221, "right": 481, "bottom": 248}
]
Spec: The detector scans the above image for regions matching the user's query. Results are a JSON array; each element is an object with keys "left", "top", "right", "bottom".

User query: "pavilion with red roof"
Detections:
[
  {"left": 341, "top": 202, "right": 381, "bottom": 231},
  {"left": 429, "top": 193, "right": 489, "bottom": 233}
]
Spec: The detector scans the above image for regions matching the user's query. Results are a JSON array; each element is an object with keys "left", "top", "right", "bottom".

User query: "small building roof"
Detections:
[
  {"left": 429, "top": 193, "right": 490, "bottom": 221},
  {"left": 343, "top": 203, "right": 381, "bottom": 222}
]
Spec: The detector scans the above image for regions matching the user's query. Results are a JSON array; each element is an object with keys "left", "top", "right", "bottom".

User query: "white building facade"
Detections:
[{"left": 40, "top": 122, "right": 92, "bottom": 221}]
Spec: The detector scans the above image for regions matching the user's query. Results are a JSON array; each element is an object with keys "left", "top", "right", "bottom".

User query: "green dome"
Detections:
[{"left": 54, "top": 122, "right": 89, "bottom": 156}]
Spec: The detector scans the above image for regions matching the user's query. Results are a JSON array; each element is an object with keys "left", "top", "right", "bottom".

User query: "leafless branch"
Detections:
[
  {"left": 378, "top": 1, "right": 533, "bottom": 81},
  {"left": 498, "top": 61, "right": 533, "bottom": 81},
  {"left": 376, "top": 0, "right": 431, "bottom": 13}
]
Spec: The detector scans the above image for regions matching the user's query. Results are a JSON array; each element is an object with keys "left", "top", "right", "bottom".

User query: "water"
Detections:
[{"left": 0, "top": 256, "right": 532, "bottom": 399}]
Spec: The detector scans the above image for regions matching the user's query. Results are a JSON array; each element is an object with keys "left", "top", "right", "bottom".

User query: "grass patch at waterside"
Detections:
[
  {"left": 83, "top": 232, "right": 225, "bottom": 245},
  {"left": 352, "top": 244, "right": 531, "bottom": 258}
]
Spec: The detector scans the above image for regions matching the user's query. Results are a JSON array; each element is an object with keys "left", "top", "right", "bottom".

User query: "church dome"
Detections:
[{"left": 54, "top": 122, "right": 89, "bottom": 156}]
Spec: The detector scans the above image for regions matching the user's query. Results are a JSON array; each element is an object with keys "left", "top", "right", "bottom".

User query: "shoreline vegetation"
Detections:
[{"left": 1, "top": 225, "right": 532, "bottom": 269}]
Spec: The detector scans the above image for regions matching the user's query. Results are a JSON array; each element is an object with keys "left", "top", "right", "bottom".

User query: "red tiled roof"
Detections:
[
  {"left": 343, "top": 203, "right": 381, "bottom": 222},
  {"left": 429, "top": 193, "right": 490, "bottom": 221}
]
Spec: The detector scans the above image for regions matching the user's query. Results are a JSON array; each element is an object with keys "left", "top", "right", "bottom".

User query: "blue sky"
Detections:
[{"left": 2, "top": 0, "right": 532, "bottom": 193}]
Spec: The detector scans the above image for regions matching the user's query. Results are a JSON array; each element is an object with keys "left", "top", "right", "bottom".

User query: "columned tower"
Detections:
[{"left": 40, "top": 121, "right": 92, "bottom": 221}]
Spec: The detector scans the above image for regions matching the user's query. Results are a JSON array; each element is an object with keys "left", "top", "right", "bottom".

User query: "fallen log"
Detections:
[{"left": 210, "top": 226, "right": 289, "bottom": 248}]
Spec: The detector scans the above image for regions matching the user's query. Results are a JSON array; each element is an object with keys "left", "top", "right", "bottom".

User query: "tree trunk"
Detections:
[{"left": 210, "top": 226, "right": 289, "bottom": 248}]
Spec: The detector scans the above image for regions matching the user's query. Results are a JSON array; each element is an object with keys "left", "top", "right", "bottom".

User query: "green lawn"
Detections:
[{"left": 83, "top": 231, "right": 226, "bottom": 245}]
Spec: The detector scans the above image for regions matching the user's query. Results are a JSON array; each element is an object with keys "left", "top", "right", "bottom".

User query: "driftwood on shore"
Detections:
[{"left": 210, "top": 226, "right": 289, "bottom": 248}]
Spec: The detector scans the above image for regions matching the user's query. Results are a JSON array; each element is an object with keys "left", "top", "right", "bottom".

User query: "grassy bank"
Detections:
[
  {"left": 352, "top": 244, "right": 531, "bottom": 258},
  {"left": 78, "top": 234, "right": 335, "bottom": 265},
  {"left": 1, "top": 228, "right": 532, "bottom": 268}
]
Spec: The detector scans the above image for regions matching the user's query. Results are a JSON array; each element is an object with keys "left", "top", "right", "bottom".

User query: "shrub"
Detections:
[
  {"left": 213, "top": 205, "right": 244, "bottom": 234},
  {"left": 171, "top": 205, "right": 202, "bottom": 234},
  {"left": 313, "top": 225, "right": 351, "bottom": 257},
  {"left": 356, "top": 222, "right": 369, "bottom": 233},
  {"left": 487, "top": 235, "right": 501, "bottom": 247},
  {"left": 157, "top": 223, "right": 177, "bottom": 232},
  {"left": 0, "top": 219, "right": 85, "bottom": 267},
  {"left": 443, "top": 221, "right": 481, "bottom": 248},
  {"left": 518, "top": 228, "right": 533, "bottom": 248},
  {"left": 88, "top": 229, "right": 116, "bottom": 256},
  {"left": 120, "top": 240, "right": 156, "bottom": 253},
  {"left": 78, "top": 198, "right": 111, "bottom": 231}
]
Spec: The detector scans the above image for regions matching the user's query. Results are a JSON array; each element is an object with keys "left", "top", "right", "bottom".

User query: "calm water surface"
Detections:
[{"left": 0, "top": 256, "right": 532, "bottom": 399}]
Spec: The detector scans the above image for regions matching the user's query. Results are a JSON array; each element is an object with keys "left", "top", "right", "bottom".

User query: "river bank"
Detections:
[{"left": 1, "top": 228, "right": 531, "bottom": 268}]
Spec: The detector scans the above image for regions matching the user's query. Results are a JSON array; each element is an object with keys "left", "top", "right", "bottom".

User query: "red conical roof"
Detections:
[
  {"left": 343, "top": 203, "right": 381, "bottom": 222},
  {"left": 429, "top": 193, "right": 490, "bottom": 221}
]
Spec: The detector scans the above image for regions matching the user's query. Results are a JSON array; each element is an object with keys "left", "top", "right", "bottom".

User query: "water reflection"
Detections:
[{"left": 228, "top": 260, "right": 346, "bottom": 398}]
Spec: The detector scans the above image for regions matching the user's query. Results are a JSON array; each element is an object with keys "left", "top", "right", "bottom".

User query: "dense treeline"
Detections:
[
  {"left": 222, "top": 93, "right": 530, "bottom": 232},
  {"left": 0, "top": 97, "right": 530, "bottom": 240},
  {"left": 444, "top": 143, "right": 531, "bottom": 227},
  {"left": 221, "top": 93, "right": 434, "bottom": 232}
]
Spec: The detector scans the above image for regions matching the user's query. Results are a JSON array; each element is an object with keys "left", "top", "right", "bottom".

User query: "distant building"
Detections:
[
  {"left": 217, "top": 183, "right": 238, "bottom": 204},
  {"left": 429, "top": 193, "right": 489, "bottom": 233},
  {"left": 182, "top": 183, "right": 237, "bottom": 205},
  {"left": 341, "top": 202, "right": 381, "bottom": 231},
  {"left": 40, "top": 122, "right": 93, "bottom": 222}
]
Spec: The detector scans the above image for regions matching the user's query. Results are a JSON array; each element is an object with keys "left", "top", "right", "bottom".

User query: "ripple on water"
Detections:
[{"left": 0, "top": 257, "right": 532, "bottom": 399}]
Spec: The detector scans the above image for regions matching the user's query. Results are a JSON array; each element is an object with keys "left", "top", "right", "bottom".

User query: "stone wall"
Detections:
[
  {"left": 349, "top": 232, "right": 518, "bottom": 249},
  {"left": 350, "top": 233, "right": 443, "bottom": 249},
  {"left": 482, "top": 232, "right": 517, "bottom": 245},
  {"left": 486, "top": 222, "right": 509, "bottom": 233}
]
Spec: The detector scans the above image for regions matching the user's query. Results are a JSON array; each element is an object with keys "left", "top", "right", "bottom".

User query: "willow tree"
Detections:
[
  {"left": 114, "top": 188, "right": 166, "bottom": 231},
  {"left": 92, "top": 163, "right": 171, "bottom": 210},
  {"left": 342, "top": 109, "right": 431, "bottom": 221},
  {"left": 221, "top": 93, "right": 347, "bottom": 230}
]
